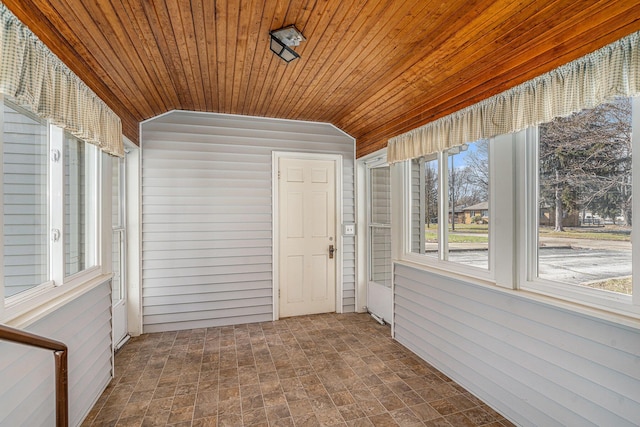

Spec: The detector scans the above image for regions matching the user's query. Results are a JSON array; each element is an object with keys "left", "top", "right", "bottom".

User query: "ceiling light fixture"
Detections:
[{"left": 269, "top": 25, "right": 306, "bottom": 63}]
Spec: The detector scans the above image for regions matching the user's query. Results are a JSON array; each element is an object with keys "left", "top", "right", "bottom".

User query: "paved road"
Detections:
[{"left": 447, "top": 245, "right": 631, "bottom": 285}]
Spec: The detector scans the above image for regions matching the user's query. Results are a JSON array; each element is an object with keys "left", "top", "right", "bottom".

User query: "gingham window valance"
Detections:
[
  {"left": 0, "top": 5, "right": 124, "bottom": 157},
  {"left": 387, "top": 30, "right": 640, "bottom": 163}
]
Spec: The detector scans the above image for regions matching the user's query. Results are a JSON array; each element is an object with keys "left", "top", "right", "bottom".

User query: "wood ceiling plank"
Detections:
[
  {"left": 6, "top": 0, "right": 640, "bottom": 154},
  {"left": 116, "top": 0, "right": 180, "bottom": 113},
  {"left": 215, "top": 0, "right": 230, "bottom": 113},
  {"left": 229, "top": 0, "right": 256, "bottom": 114},
  {"left": 84, "top": 0, "right": 170, "bottom": 117},
  {"left": 203, "top": 0, "right": 220, "bottom": 111},
  {"left": 178, "top": 0, "right": 208, "bottom": 111},
  {"left": 146, "top": 1, "right": 195, "bottom": 108},
  {"left": 2, "top": 0, "right": 140, "bottom": 143},
  {"left": 262, "top": 0, "right": 339, "bottom": 118},
  {"left": 269, "top": 0, "right": 373, "bottom": 121},
  {"left": 323, "top": 0, "right": 514, "bottom": 127},
  {"left": 243, "top": 0, "right": 291, "bottom": 115},
  {"left": 189, "top": 0, "right": 212, "bottom": 111},
  {"left": 224, "top": 0, "right": 242, "bottom": 113},
  {"left": 355, "top": 15, "right": 640, "bottom": 157},
  {"left": 302, "top": 2, "right": 478, "bottom": 123},
  {"left": 340, "top": 0, "right": 586, "bottom": 130},
  {"left": 165, "top": 0, "right": 204, "bottom": 111},
  {"left": 46, "top": 0, "right": 154, "bottom": 118},
  {"left": 250, "top": 0, "right": 309, "bottom": 115},
  {"left": 283, "top": 0, "right": 424, "bottom": 120},
  {"left": 369, "top": 2, "right": 639, "bottom": 142},
  {"left": 264, "top": 0, "right": 319, "bottom": 118},
  {"left": 232, "top": 0, "right": 269, "bottom": 114},
  {"left": 346, "top": 0, "right": 634, "bottom": 141},
  {"left": 20, "top": 0, "right": 146, "bottom": 118}
]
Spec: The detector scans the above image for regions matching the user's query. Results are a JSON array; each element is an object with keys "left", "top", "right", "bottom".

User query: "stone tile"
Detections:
[
  {"left": 367, "top": 413, "right": 400, "bottom": 426},
  {"left": 241, "top": 393, "right": 265, "bottom": 411},
  {"left": 217, "top": 397, "right": 241, "bottom": 415},
  {"left": 166, "top": 405, "right": 194, "bottom": 424},
  {"left": 265, "top": 403, "right": 291, "bottom": 422},
  {"left": 357, "top": 399, "right": 386, "bottom": 417},
  {"left": 141, "top": 411, "right": 170, "bottom": 427},
  {"left": 217, "top": 412, "right": 242, "bottom": 427},
  {"left": 338, "top": 404, "right": 365, "bottom": 421},
  {"left": 431, "top": 397, "right": 461, "bottom": 416},
  {"left": 192, "top": 417, "right": 217, "bottom": 427},
  {"left": 389, "top": 407, "right": 423, "bottom": 426},
  {"left": 242, "top": 408, "right": 268, "bottom": 425},
  {"left": 119, "top": 401, "right": 150, "bottom": 420},
  {"left": 288, "top": 399, "right": 315, "bottom": 417},
  {"left": 423, "top": 418, "right": 454, "bottom": 427},
  {"left": 262, "top": 390, "right": 287, "bottom": 407},
  {"left": 331, "top": 390, "right": 356, "bottom": 407},
  {"left": 85, "top": 313, "right": 505, "bottom": 426},
  {"left": 270, "top": 417, "right": 295, "bottom": 427},
  {"left": 444, "top": 412, "right": 476, "bottom": 427},
  {"left": 345, "top": 418, "right": 374, "bottom": 427},
  {"left": 462, "top": 407, "right": 497, "bottom": 425},
  {"left": 172, "top": 393, "right": 196, "bottom": 408},
  {"left": 410, "top": 402, "right": 441, "bottom": 422}
]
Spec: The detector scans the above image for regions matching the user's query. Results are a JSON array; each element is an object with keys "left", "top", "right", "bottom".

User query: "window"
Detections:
[
  {"left": 112, "top": 155, "right": 125, "bottom": 303},
  {"left": 65, "top": 132, "right": 97, "bottom": 277},
  {"left": 2, "top": 98, "right": 100, "bottom": 306},
  {"left": 526, "top": 96, "right": 636, "bottom": 305},
  {"left": 2, "top": 102, "right": 49, "bottom": 297},
  {"left": 368, "top": 164, "right": 391, "bottom": 287},
  {"left": 410, "top": 139, "right": 490, "bottom": 270},
  {"left": 411, "top": 155, "right": 439, "bottom": 257}
]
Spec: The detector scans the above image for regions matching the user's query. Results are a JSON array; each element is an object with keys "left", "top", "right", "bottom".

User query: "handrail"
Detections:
[{"left": 0, "top": 323, "right": 68, "bottom": 427}]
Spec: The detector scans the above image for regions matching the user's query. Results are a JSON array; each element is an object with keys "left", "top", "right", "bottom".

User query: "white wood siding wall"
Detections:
[
  {"left": 394, "top": 263, "right": 640, "bottom": 427},
  {"left": 0, "top": 282, "right": 112, "bottom": 427},
  {"left": 141, "top": 112, "right": 355, "bottom": 333}
]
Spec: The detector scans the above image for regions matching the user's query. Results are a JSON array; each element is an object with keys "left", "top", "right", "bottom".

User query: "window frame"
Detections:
[
  {"left": 399, "top": 140, "right": 496, "bottom": 283},
  {"left": 365, "top": 156, "right": 392, "bottom": 288},
  {"left": 519, "top": 97, "right": 639, "bottom": 316},
  {"left": 1, "top": 96, "right": 106, "bottom": 325}
]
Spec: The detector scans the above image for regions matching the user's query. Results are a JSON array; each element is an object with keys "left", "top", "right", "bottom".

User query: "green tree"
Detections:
[{"left": 539, "top": 98, "right": 632, "bottom": 231}]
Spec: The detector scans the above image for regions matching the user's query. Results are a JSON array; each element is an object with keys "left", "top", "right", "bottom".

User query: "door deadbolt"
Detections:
[{"left": 329, "top": 244, "right": 335, "bottom": 259}]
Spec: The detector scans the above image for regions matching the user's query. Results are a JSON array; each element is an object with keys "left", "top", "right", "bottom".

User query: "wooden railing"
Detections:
[{"left": 0, "top": 323, "right": 68, "bottom": 427}]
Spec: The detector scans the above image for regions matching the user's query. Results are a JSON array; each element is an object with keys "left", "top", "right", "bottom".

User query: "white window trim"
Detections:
[
  {"left": 395, "top": 129, "right": 640, "bottom": 327},
  {"left": 1, "top": 106, "right": 109, "bottom": 327},
  {"left": 365, "top": 155, "right": 391, "bottom": 287},
  {"left": 398, "top": 140, "right": 497, "bottom": 284},
  {"left": 518, "top": 98, "right": 639, "bottom": 318}
]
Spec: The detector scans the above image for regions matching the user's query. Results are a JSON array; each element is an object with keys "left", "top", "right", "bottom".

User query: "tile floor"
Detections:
[{"left": 83, "top": 313, "right": 516, "bottom": 427}]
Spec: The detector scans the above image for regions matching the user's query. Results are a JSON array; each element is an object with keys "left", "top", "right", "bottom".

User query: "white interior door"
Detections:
[{"left": 278, "top": 157, "right": 336, "bottom": 318}]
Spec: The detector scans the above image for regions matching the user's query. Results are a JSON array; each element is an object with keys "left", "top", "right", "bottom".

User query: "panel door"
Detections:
[{"left": 279, "top": 157, "right": 336, "bottom": 317}]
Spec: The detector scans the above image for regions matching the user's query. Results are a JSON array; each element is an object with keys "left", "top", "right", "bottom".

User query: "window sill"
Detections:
[
  {"left": 394, "top": 259, "right": 640, "bottom": 331},
  {"left": 397, "top": 253, "right": 495, "bottom": 285},
  {"left": 2, "top": 273, "right": 113, "bottom": 328}
]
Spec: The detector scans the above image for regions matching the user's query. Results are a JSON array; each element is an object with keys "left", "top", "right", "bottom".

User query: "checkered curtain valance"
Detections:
[
  {"left": 387, "top": 30, "right": 640, "bottom": 163},
  {"left": 0, "top": 5, "right": 124, "bottom": 157}
]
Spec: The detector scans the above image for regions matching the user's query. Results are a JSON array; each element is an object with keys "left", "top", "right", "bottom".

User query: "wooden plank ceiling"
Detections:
[{"left": 4, "top": 1, "right": 640, "bottom": 157}]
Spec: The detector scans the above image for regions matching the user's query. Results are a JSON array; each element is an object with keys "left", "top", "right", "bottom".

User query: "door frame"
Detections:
[{"left": 272, "top": 151, "right": 343, "bottom": 320}]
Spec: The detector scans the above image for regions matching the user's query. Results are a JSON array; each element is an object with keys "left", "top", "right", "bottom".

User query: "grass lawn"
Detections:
[
  {"left": 539, "top": 226, "right": 630, "bottom": 241},
  {"left": 425, "top": 230, "right": 488, "bottom": 244},
  {"left": 583, "top": 277, "right": 631, "bottom": 295}
]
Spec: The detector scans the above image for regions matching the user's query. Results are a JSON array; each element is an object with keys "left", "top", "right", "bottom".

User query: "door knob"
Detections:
[{"left": 329, "top": 244, "right": 335, "bottom": 259}]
